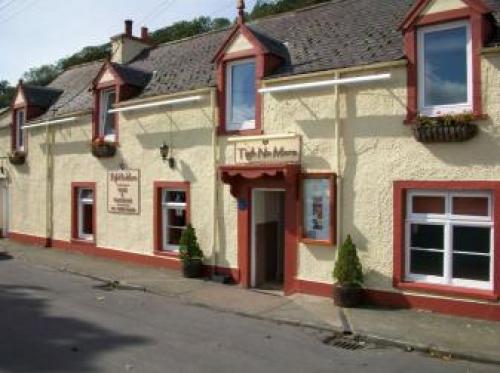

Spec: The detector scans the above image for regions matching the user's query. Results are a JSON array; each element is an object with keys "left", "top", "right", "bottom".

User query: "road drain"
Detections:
[
  {"left": 323, "top": 334, "right": 366, "bottom": 351},
  {"left": 93, "top": 280, "right": 145, "bottom": 292}
]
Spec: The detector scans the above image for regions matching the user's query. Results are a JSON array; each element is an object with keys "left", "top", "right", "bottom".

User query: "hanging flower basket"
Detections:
[
  {"left": 8, "top": 150, "right": 26, "bottom": 165},
  {"left": 92, "top": 138, "right": 116, "bottom": 158},
  {"left": 413, "top": 114, "right": 478, "bottom": 143}
]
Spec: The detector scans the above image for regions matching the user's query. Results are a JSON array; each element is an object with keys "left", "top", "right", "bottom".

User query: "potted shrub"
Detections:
[
  {"left": 8, "top": 150, "right": 26, "bottom": 165},
  {"left": 91, "top": 137, "right": 116, "bottom": 158},
  {"left": 413, "top": 113, "right": 478, "bottom": 143},
  {"left": 333, "top": 235, "right": 363, "bottom": 308},
  {"left": 179, "top": 224, "right": 204, "bottom": 278}
]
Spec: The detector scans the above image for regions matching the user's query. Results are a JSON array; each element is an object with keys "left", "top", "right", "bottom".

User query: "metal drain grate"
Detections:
[{"left": 323, "top": 335, "right": 366, "bottom": 351}]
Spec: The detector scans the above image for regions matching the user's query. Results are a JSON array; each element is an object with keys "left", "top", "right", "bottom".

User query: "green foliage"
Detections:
[
  {"left": 0, "top": 80, "right": 16, "bottom": 108},
  {"left": 416, "top": 113, "right": 475, "bottom": 127},
  {"left": 59, "top": 44, "right": 112, "bottom": 70},
  {"left": 249, "top": 0, "right": 329, "bottom": 20},
  {"left": 333, "top": 235, "right": 363, "bottom": 287},
  {"left": 22, "top": 64, "right": 62, "bottom": 86},
  {"left": 179, "top": 224, "right": 203, "bottom": 263}
]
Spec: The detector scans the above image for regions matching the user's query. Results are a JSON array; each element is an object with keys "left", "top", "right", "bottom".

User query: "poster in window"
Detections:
[{"left": 303, "top": 177, "right": 332, "bottom": 242}]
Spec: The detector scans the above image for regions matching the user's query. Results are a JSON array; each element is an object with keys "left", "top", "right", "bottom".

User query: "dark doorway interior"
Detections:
[{"left": 253, "top": 190, "right": 285, "bottom": 290}]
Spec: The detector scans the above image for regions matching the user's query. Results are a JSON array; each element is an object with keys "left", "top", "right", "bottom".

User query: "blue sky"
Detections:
[{"left": 0, "top": 0, "right": 258, "bottom": 85}]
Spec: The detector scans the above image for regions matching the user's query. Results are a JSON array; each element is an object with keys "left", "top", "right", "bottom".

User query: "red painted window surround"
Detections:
[
  {"left": 71, "top": 182, "right": 97, "bottom": 245},
  {"left": 400, "top": 0, "right": 493, "bottom": 123},
  {"left": 153, "top": 181, "right": 191, "bottom": 258},
  {"left": 213, "top": 25, "right": 283, "bottom": 136},
  {"left": 393, "top": 180, "right": 500, "bottom": 302},
  {"left": 11, "top": 107, "right": 26, "bottom": 152},
  {"left": 299, "top": 173, "right": 337, "bottom": 247},
  {"left": 92, "top": 81, "right": 122, "bottom": 143}
]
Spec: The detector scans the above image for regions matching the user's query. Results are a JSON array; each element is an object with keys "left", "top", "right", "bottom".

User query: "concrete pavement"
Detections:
[{"left": 1, "top": 239, "right": 500, "bottom": 366}]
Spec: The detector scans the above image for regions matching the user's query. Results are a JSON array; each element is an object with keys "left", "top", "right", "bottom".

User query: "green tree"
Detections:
[
  {"left": 22, "top": 64, "right": 62, "bottom": 86},
  {"left": 0, "top": 80, "right": 15, "bottom": 108},
  {"left": 333, "top": 235, "right": 363, "bottom": 287}
]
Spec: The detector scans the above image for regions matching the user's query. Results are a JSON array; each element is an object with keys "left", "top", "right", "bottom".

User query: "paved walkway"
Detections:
[{"left": 1, "top": 239, "right": 499, "bottom": 365}]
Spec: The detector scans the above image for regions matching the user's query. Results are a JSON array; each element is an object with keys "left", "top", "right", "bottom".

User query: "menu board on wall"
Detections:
[
  {"left": 303, "top": 177, "right": 331, "bottom": 242},
  {"left": 107, "top": 170, "right": 140, "bottom": 215}
]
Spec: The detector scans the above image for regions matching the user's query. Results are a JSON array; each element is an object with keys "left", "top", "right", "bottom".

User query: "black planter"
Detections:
[
  {"left": 92, "top": 143, "right": 116, "bottom": 158},
  {"left": 8, "top": 151, "right": 26, "bottom": 165},
  {"left": 333, "top": 284, "right": 363, "bottom": 308},
  {"left": 182, "top": 259, "right": 204, "bottom": 278},
  {"left": 413, "top": 123, "right": 477, "bottom": 143}
]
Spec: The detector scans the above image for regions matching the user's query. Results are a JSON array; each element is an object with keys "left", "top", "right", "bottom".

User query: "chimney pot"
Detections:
[
  {"left": 125, "top": 19, "right": 133, "bottom": 37},
  {"left": 141, "top": 26, "right": 149, "bottom": 41}
]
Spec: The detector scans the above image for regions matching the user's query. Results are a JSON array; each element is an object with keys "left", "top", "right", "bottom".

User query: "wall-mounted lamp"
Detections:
[
  {"left": 160, "top": 141, "right": 175, "bottom": 169},
  {"left": 160, "top": 142, "right": 169, "bottom": 161}
]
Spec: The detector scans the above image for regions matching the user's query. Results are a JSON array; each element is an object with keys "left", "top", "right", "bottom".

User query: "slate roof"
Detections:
[
  {"left": 111, "top": 63, "right": 152, "bottom": 87},
  {"left": 30, "top": 0, "right": 500, "bottom": 120},
  {"left": 23, "top": 85, "right": 62, "bottom": 108}
]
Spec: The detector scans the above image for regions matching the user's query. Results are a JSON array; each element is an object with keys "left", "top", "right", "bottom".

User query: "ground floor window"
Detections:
[
  {"left": 406, "top": 190, "right": 493, "bottom": 290},
  {"left": 154, "top": 182, "right": 190, "bottom": 254},
  {"left": 72, "top": 183, "right": 96, "bottom": 242}
]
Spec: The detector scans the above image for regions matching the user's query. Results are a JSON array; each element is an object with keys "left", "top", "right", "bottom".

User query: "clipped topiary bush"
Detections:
[
  {"left": 333, "top": 235, "right": 363, "bottom": 287},
  {"left": 179, "top": 224, "right": 203, "bottom": 264}
]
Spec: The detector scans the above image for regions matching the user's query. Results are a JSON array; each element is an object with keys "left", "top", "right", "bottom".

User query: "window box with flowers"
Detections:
[
  {"left": 8, "top": 149, "right": 26, "bottom": 165},
  {"left": 91, "top": 138, "right": 117, "bottom": 158},
  {"left": 413, "top": 113, "right": 478, "bottom": 143}
]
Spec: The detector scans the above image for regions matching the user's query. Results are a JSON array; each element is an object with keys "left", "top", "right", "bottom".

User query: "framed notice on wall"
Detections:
[
  {"left": 301, "top": 173, "right": 336, "bottom": 246},
  {"left": 107, "top": 170, "right": 141, "bottom": 215}
]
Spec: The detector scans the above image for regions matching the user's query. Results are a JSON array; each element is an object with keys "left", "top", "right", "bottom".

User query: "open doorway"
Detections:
[
  {"left": 0, "top": 180, "right": 8, "bottom": 238},
  {"left": 251, "top": 189, "right": 285, "bottom": 290}
]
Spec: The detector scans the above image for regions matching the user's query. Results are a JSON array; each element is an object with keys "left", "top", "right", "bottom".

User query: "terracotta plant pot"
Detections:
[
  {"left": 92, "top": 142, "right": 116, "bottom": 158},
  {"left": 182, "top": 258, "right": 204, "bottom": 278},
  {"left": 333, "top": 284, "right": 363, "bottom": 308},
  {"left": 8, "top": 151, "right": 26, "bottom": 165},
  {"left": 413, "top": 123, "right": 477, "bottom": 143}
]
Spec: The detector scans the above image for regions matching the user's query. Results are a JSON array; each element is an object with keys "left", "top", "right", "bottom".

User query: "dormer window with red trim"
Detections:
[
  {"left": 213, "top": 0, "right": 286, "bottom": 136},
  {"left": 98, "top": 88, "right": 117, "bottom": 142},
  {"left": 400, "top": 0, "right": 493, "bottom": 122},
  {"left": 91, "top": 60, "right": 152, "bottom": 147}
]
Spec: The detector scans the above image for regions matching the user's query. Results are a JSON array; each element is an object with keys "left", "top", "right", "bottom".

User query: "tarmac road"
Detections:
[{"left": 0, "top": 256, "right": 497, "bottom": 373}]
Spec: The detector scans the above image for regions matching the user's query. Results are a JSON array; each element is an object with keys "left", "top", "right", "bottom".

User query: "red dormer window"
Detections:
[
  {"left": 213, "top": 1, "right": 285, "bottom": 136},
  {"left": 400, "top": 0, "right": 493, "bottom": 122}
]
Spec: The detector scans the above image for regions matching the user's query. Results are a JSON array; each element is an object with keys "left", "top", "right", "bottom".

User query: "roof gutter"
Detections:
[
  {"left": 258, "top": 73, "right": 391, "bottom": 94},
  {"left": 108, "top": 95, "right": 204, "bottom": 114}
]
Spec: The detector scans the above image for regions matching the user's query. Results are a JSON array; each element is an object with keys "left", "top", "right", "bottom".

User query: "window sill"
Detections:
[
  {"left": 154, "top": 250, "right": 180, "bottom": 259},
  {"left": 396, "top": 281, "right": 498, "bottom": 302},
  {"left": 71, "top": 238, "right": 96, "bottom": 247},
  {"left": 217, "top": 127, "right": 263, "bottom": 137},
  {"left": 301, "top": 238, "right": 335, "bottom": 247}
]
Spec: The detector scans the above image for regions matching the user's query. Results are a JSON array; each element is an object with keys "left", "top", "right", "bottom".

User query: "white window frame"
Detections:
[
  {"left": 78, "top": 188, "right": 94, "bottom": 241},
  {"left": 225, "top": 58, "right": 256, "bottom": 131},
  {"left": 405, "top": 190, "right": 493, "bottom": 290},
  {"left": 16, "top": 109, "right": 25, "bottom": 151},
  {"left": 99, "top": 88, "right": 116, "bottom": 142},
  {"left": 161, "top": 189, "right": 187, "bottom": 252},
  {"left": 417, "top": 20, "right": 472, "bottom": 116}
]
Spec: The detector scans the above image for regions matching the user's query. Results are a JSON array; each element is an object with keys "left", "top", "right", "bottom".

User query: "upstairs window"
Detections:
[
  {"left": 15, "top": 109, "right": 25, "bottom": 151},
  {"left": 99, "top": 89, "right": 117, "bottom": 141},
  {"left": 418, "top": 21, "right": 472, "bottom": 116},
  {"left": 226, "top": 59, "right": 256, "bottom": 131}
]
